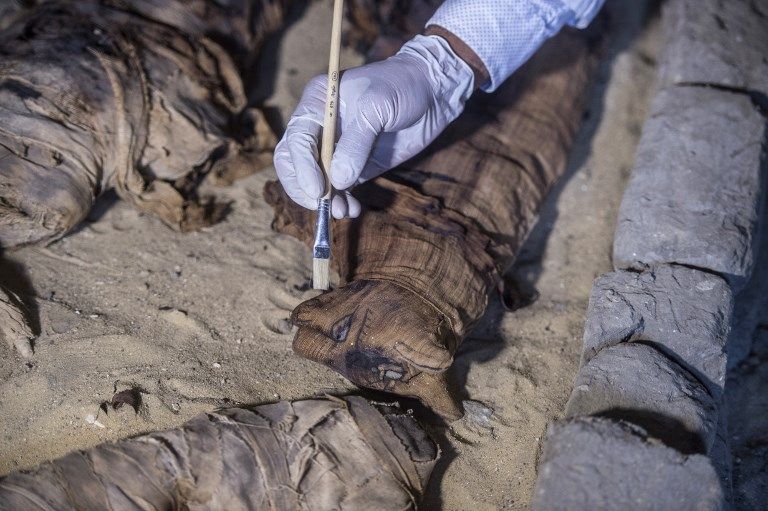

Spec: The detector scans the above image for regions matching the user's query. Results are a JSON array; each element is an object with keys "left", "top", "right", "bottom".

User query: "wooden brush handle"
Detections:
[{"left": 321, "top": 0, "right": 344, "bottom": 201}]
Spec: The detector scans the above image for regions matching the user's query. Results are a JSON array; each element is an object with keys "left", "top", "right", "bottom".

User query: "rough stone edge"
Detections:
[
  {"left": 611, "top": 86, "right": 766, "bottom": 290},
  {"left": 531, "top": 417, "right": 726, "bottom": 511},
  {"left": 535, "top": 0, "right": 768, "bottom": 503},
  {"left": 580, "top": 265, "right": 733, "bottom": 398},
  {"left": 658, "top": 0, "right": 768, "bottom": 96},
  {"left": 566, "top": 342, "right": 719, "bottom": 455}
]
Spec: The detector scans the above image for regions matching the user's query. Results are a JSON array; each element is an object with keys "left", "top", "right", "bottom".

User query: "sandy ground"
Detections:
[{"left": 0, "top": 1, "right": 764, "bottom": 509}]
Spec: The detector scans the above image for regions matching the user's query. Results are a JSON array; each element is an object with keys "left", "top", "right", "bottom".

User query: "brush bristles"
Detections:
[{"left": 313, "top": 257, "right": 330, "bottom": 290}]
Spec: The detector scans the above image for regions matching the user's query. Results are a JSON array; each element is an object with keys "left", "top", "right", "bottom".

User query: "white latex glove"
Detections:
[{"left": 273, "top": 34, "right": 475, "bottom": 219}]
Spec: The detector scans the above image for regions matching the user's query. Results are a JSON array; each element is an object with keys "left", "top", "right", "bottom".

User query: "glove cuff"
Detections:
[{"left": 396, "top": 34, "right": 476, "bottom": 122}]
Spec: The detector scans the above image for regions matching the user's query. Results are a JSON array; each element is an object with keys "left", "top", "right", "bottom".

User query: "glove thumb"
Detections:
[{"left": 330, "top": 109, "right": 383, "bottom": 190}]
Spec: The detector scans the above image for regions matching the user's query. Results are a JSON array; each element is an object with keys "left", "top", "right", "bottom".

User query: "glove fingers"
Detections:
[
  {"left": 273, "top": 139, "right": 321, "bottom": 211},
  {"left": 369, "top": 123, "right": 434, "bottom": 171},
  {"left": 330, "top": 191, "right": 361, "bottom": 219},
  {"left": 331, "top": 193, "right": 347, "bottom": 219},
  {"left": 286, "top": 119, "right": 325, "bottom": 200},
  {"left": 331, "top": 114, "right": 381, "bottom": 190},
  {"left": 346, "top": 193, "right": 362, "bottom": 218}
]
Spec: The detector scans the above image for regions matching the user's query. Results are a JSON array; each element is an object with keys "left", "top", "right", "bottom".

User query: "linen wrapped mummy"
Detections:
[
  {"left": 0, "top": 0, "right": 284, "bottom": 247},
  {"left": 266, "top": 22, "right": 603, "bottom": 418},
  {"left": 0, "top": 397, "right": 439, "bottom": 510}
]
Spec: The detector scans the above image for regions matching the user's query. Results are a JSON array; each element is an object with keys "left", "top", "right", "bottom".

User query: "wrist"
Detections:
[
  {"left": 426, "top": 0, "right": 576, "bottom": 91},
  {"left": 396, "top": 35, "right": 475, "bottom": 119},
  {"left": 423, "top": 25, "right": 490, "bottom": 90}
]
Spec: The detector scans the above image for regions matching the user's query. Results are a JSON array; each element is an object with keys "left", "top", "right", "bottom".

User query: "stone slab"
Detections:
[
  {"left": 582, "top": 265, "right": 732, "bottom": 396},
  {"left": 659, "top": 0, "right": 768, "bottom": 95},
  {"left": 532, "top": 417, "right": 725, "bottom": 511},
  {"left": 613, "top": 86, "right": 765, "bottom": 290},
  {"left": 566, "top": 343, "right": 718, "bottom": 454}
]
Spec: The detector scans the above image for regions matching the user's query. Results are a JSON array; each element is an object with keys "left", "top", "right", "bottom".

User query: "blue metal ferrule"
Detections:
[{"left": 313, "top": 197, "right": 332, "bottom": 259}]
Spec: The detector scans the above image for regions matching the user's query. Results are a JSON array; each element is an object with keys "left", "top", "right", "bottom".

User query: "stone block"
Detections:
[
  {"left": 582, "top": 265, "right": 732, "bottom": 396},
  {"left": 659, "top": 0, "right": 768, "bottom": 95},
  {"left": 532, "top": 417, "right": 725, "bottom": 511},
  {"left": 613, "top": 87, "right": 765, "bottom": 290},
  {"left": 566, "top": 343, "right": 718, "bottom": 453}
]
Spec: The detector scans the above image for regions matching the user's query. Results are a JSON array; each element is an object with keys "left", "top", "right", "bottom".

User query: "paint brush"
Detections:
[{"left": 313, "top": 0, "right": 344, "bottom": 291}]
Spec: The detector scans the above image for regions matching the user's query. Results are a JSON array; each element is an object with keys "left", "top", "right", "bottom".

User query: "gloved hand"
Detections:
[{"left": 273, "top": 34, "right": 475, "bottom": 218}]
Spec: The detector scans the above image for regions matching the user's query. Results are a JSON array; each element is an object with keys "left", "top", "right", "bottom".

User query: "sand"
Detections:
[{"left": 0, "top": 1, "right": 764, "bottom": 509}]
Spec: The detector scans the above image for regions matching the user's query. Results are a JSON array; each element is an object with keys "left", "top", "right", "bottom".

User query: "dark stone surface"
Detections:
[
  {"left": 710, "top": 409, "right": 734, "bottom": 506},
  {"left": 724, "top": 196, "right": 768, "bottom": 509},
  {"left": 612, "top": 87, "right": 765, "bottom": 290},
  {"left": 726, "top": 326, "right": 768, "bottom": 510},
  {"left": 582, "top": 265, "right": 732, "bottom": 397},
  {"left": 566, "top": 343, "right": 718, "bottom": 454},
  {"left": 532, "top": 417, "right": 725, "bottom": 511},
  {"left": 659, "top": 0, "right": 768, "bottom": 95}
]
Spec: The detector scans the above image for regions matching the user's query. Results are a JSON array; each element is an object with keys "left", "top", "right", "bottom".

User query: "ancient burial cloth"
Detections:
[
  {"left": 0, "top": 0, "right": 286, "bottom": 248},
  {"left": 265, "top": 25, "right": 603, "bottom": 419},
  {"left": 0, "top": 397, "right": 439, "bottom": 510}
]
